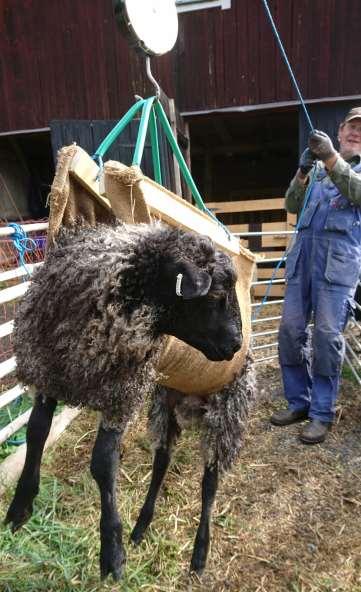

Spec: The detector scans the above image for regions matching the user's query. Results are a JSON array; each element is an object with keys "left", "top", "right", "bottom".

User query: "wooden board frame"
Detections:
[{"left": 69, "top": 146, "right": 244, "bottom": 257}]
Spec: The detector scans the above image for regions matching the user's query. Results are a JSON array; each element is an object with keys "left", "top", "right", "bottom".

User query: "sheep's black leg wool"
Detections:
[
  {"left": 90, "top": 425, "right": 125, "bottom": 581},
  {"left": 5, "top": 394, "right": 57, "bottom": 531},
  {"left": 190, "top": 462, "right": 219, "bottom": 574},
  {"left": 131, "top": 403, "right": 180, "bottom": 545}
]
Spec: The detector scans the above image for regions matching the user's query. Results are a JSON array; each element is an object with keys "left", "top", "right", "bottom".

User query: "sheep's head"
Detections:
[{"left": 155, "top": 240, "right": 242, "bottom": 362}]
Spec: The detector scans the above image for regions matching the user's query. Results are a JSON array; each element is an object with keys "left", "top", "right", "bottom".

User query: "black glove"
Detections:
[
  {"left": 308, "top": 130, "right": 336, "bottom": 161},
  {"left": 299, "top": 148, "right": 316, "bottom": 175}
]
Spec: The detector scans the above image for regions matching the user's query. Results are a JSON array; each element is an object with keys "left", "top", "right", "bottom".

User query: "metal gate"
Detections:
[{"left": 0, "top": 223, "right": 360, "bottom": 483}]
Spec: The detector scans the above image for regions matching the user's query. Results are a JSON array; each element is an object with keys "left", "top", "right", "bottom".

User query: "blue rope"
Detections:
[
  {"left": 261, "top": 0, "right": 314, "bottom": 132},
  {"left": 7, "top": 223, "right": 37, "bottom": 279},
  {"left": 253, "top": 1, "right": 319, "bottom": 320}
]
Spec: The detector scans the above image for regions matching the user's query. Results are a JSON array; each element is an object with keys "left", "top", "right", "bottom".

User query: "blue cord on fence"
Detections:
[
  {"left": 4, "top": 223, "right": 37, "bottom": 446},
  {"left": 7, "top": 223, "right": 37, "bottom": 279}
]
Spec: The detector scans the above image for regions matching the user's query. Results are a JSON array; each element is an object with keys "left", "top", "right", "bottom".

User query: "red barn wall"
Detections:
[
  {"left": 0, "top": 0, "right": 176, "bottom": 132},
  {"left": 177, "top": 0, "right": 361, "bottom": 112},
  {"left": 0, "top": 0, "right": 360, "bottom": 132}
]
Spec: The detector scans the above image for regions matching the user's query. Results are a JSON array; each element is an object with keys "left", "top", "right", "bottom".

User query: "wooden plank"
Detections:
[
  {"left": 287, "top": 212, "right": 297, "bottom": 227},
  {"left": 253, "top": 284, "right": 285, "bottom": 298},
  {"left": 230, "top": 222, "right": 295, "bottom": 249},
  {"left": 260, "top": 222, "right": 296, "bottom": 249},
  {"left": 262, "top": 236, "right": 290, "bottom": 249},
  {"left": 255, "top": 251, "right": 286, "bottom": 261},
  {"left": 182, "top": 121, "right": 192, "bottom": 203},
  {"left": 205, "top": 198, "right": 284, "bottom": 214},
  {"left": 168, "top": 98, "right": 182, "bottom": 197},
  {"left": 69, "top": 147, "right": 112, "bottom": 211},
  {"left": 233, "top": 223, "right": 291, "bottom": 232},
  {"left": 68, "top": 147, "right": 242, "bottom": 257},
  {"left": 228, "top": 223, "right": 251, "bottom": 234},
  {"left": 260, "top": 222, "right": 294, "bottom": 232},
  {"left": 257, "top": 268, "right": 284, "bottom": 280},
  {"left": 141, "top": 177, "right": 241, "bottom": 256}
]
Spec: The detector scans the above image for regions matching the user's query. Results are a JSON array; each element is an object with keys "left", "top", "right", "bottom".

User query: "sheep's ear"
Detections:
[{"left": 177, "top": 261, "right": 212, "bottom": 300}]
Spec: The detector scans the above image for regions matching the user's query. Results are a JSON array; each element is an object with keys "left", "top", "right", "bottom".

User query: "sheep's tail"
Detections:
[{"left": 201, "top": 354, "right": 257, "bottom": 474}]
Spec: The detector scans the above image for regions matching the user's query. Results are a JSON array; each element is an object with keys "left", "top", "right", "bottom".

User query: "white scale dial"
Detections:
[{"left": 114, "top": 0, "right": 178, "bottom": 56}]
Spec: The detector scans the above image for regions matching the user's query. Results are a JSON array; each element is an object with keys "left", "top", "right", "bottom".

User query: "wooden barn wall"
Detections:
[
  {"left": 0, "top": 0, "right": 176, "bottom": 133},
  {"left": 177, "top": 0, "right": 361, "bottom": 112},
  {"left": 1, "top": 0, "right": 361, "bottom": 133}
]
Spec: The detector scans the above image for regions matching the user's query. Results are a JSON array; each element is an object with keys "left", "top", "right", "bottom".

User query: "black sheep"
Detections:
[{"left": 5, "top": 222, "right": 255, "bottom": 580}]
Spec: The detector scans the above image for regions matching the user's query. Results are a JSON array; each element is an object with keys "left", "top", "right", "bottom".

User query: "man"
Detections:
[{"left": 270, "top": 107, "right": 361, "bottom": 444}]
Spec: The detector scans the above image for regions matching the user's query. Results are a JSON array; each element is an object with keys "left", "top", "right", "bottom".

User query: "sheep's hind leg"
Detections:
[
  {"left": 190, "top": 461, "right": 218, "bottom": 575},
  {"left": 5, "top": 394, "right": 57, "bottom": 531},
  {"left": 90, "top": 424, "right": 125, "bottom": 582},
  {"left": 131, "top": 388, "right": 181, "bottom": 545}
]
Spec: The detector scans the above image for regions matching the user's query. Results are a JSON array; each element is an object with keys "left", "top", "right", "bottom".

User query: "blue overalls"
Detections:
[{"left": 278, "top": 162, "right": 361, "bottom": 422}]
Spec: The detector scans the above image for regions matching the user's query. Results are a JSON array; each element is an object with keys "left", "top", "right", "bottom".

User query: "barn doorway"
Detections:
[
  {"left": 187, "top": 106, "right": 299, "bottom": 300},
  {"left": 0, "top": 131, "right": 53, "bottom": 223}
]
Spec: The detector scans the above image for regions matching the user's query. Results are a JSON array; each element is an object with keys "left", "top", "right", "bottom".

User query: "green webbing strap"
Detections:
[
  {"left": 92, "top": 96, "right": 230, "bottom": 238},
  {"left": 132, "top": 97, "right": 156, "bottom": 166},
  {"left": 93, "top": 98, "right": 145, "bottom": 162},
  {"left": 154, "top": 101, "right": 230, "bottom": 235},
  {"left": 149, "top": 107, "right": 162, "bottom": 185},
  {"left": 154, "top": 100, "right": 206, "bottom": 212}
]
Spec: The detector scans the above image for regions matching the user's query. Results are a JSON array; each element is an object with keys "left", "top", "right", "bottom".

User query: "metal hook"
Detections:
[{"left": 146, "top": 56, "right": 161, "bottom": 99}]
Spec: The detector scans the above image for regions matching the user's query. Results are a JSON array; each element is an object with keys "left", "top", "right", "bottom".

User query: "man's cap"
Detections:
[{"left": 344, "top": 107, "right": 361, "bottom": 123}]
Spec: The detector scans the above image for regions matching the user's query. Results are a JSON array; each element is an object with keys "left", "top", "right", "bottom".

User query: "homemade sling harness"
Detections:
[{"left": 47, "top": 94, "right": 256, "bottom": 396}]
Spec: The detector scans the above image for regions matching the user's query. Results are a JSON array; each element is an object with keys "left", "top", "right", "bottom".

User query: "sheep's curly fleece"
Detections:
[
  {"left": 148, "top": 354, "right": 256, "bottom": 473},
  {"left": 13, "top": 222, "right": 232, "bottom": 430}
]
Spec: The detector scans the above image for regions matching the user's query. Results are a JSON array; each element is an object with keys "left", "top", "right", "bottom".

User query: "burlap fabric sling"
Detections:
[{"left": 48, "top": 145, "right": 256, "bottom": 396}]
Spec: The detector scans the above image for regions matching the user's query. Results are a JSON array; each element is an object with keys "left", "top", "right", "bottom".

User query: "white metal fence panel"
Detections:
[{"left": 0, "top": 222, "right": 360, "bottom": 469}]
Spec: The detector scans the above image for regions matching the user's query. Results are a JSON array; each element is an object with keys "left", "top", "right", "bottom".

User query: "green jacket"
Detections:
[{"left": 285, "top": 154, "right": 361, "bottom": 213}]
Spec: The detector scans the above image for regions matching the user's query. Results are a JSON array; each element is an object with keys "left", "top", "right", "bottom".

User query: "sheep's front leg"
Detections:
[
  {"left": 190, "top": 462, "right": 218, "bottom": 575},
  {"left": 5, "top": 394, "right": 57, "bottom": 531},
  {"left": 90, "top": 425, "right": 125, "bottom": 581},
  {"left": 130, "top": 416, "right": 176, "bottom": 545},
  {"left": 130, "top": 387, "right": 180, "bottom": 545}
]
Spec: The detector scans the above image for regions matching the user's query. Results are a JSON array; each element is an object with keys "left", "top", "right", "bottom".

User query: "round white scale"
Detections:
[{"left": 113, "top": 0, "right": 179, "bottom": 56}]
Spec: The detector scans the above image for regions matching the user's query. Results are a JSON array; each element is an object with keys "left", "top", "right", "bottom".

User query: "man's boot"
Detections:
[
  {"left": 299, "top": 419, "right": 331, "bottom": 444},
  {"left": 270, "top": 408, "right": 308, "bottom": 427}
]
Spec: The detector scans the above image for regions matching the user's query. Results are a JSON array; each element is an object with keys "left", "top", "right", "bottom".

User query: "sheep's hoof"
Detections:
[
  {"left": 100, "top": 543, "right": 126, "bottom": 582},
  {"left": 189, "top": 563, "right": 206, "bottom": 577},
  {"left": 189, "top": 551, "right": 207, "bottom": 576},
  {"left": 4, "top": 500, "right": 33, "bottom": 532},
  {"left": 130, "top": 526, "right": 145, "bottom": 546},
  {"left": 130, "top": 508, "right": 153, "bottom": 545},
  {"left": 100, "top": 558, "right": 125, "bottom": 582}
]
